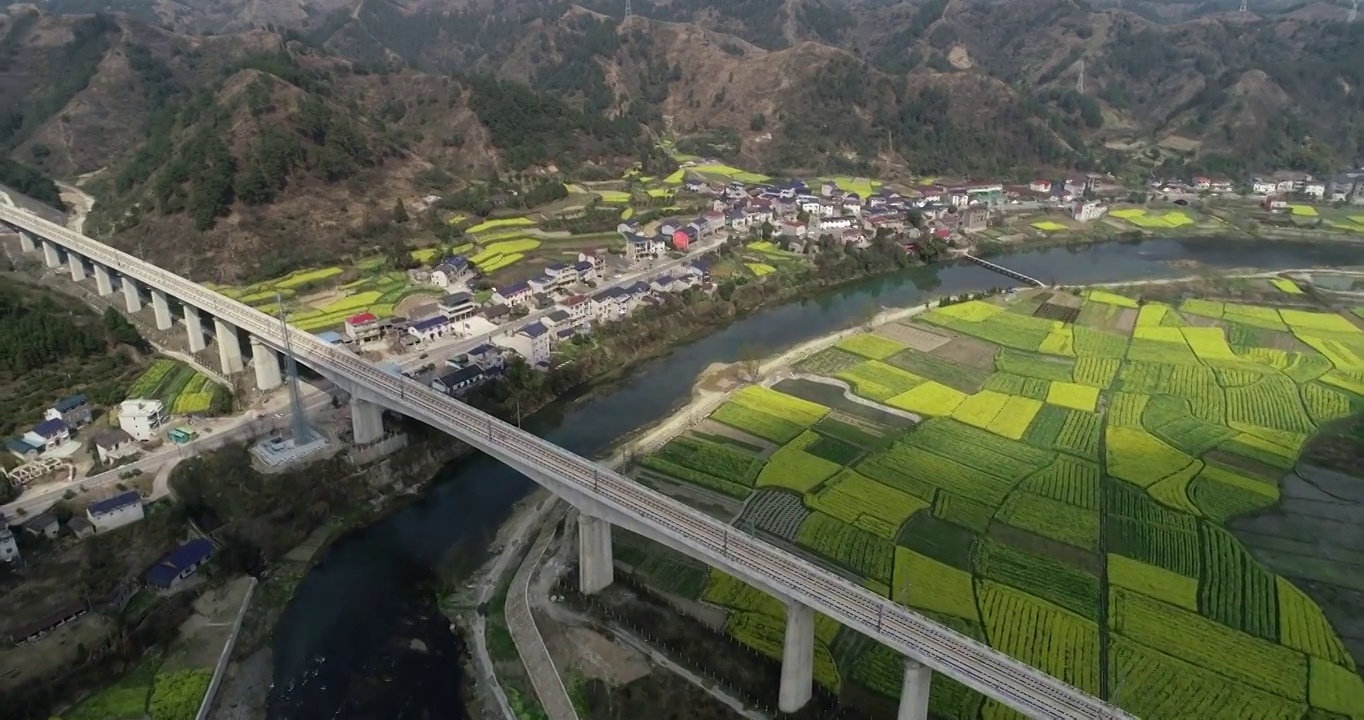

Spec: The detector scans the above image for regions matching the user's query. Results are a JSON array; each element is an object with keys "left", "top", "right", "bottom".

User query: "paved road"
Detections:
[{"left": 506, "top": 513, "right": 580, "bottom": 720}]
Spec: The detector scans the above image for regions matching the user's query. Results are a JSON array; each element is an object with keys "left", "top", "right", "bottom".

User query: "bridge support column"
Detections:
[
  {"left": 897, "top": 659, "right": 932, "bottom": 720},
  {"left": 123, "top": 278, "right": 142, "bottom": 312},
  {"left": 577, "top": 513, "right": 614, "bottom": 594},
  {"left": 184, "top": 307, "right": 206, "bottom": 352},
  {"left": 351, "top": 398, "right": 384, "bottom": 445},
  {"left": 251, "top": 337, "right": 282, "bottom": 391},
  {"left": 151, "top": 289, "right": 173, "bottom": 330},
  {"left": 779, "top": 601, "right": 815, "bottom": 713},
  {"left": 92, "top": 263, "right": 114, "bottom": 296},
  {"left": 42, "top": 240, "right": 61, "bottom": 268},
  {"left": 68, "top": 252, "right": 87, "bottom": 282},
  {"left": 18, "top": 231, "right": 36, "bottom": 253},
  {"left": 214, "top": 318, "right": 244, "bottom": 374}
]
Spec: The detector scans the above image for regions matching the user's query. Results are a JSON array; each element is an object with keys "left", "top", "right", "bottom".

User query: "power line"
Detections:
[{"left": 625, "top": 0, "right": 631, "bottom": 18}]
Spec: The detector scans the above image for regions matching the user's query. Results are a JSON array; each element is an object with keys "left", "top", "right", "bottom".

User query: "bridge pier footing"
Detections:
[
  {"left": 42, "top": 240, "right": 61, "bottom": 268},
  {"left": 123, "top": 278, "right": 142, "bottom": 313},
  {"left": 577, "top": 513, "right": 614, "bottom": 594},
  {"left": 184, "top": 307, "right": 206, "bottom": 353},
  {"left": 351, "top": 398, "right": 384, "bottom": 445},
  {"left": 215, "top": 318, "right": 244, "bottom": 374},
  {"left": 251, "top": 338, "right": 282, "bottom": 391},
  {"left": 151, "top": 289, "right": 173, "bottom": 330},
  {"left": 18, "top": 230, "right": 36, "bottom": 253},
  {"left": 898, "top": 659, "right": 932, "bottom": 720},
  {"left": 93, "top": 264, "right": 114, "bottom": 296},
  {"left": 68, "top": 253, "right": 86, "bottom": 282},
  {"left": 779, "top": 601, "right": 815, "bottom": 713}
]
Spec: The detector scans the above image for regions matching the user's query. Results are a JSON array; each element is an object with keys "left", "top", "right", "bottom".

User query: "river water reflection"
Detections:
[{"left": 268, "top": 238, "right": 1362, "bottom": 719}]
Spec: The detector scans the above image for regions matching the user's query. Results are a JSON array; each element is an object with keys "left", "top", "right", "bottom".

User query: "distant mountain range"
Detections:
[{"left": 1, "top": 0, "right": 1360, "bottom": 275}]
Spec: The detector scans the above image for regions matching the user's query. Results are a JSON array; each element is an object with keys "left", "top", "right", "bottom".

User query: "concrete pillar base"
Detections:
[
  {"left": 68, "top": 253, "right": 86, "bottom": 282},
  {"left": 151, "top": 289, "right": 173, "bottom": 330},
  {"left": 184, "top": 307, "right": 206, "bottom": 352},
  {"left": 251, "top": 338, "right": 282, "bottom": 391},
  {"left": 897, "top": 659, "right": 932, "bottom": 720},
  {"left": 779, "top": 602, "right": 815, "bottom": 713},
  {"left": 577, "top": 514, "right": 614, "bottom": 594},
  {"left": 93, "top": 264, "right": 114, "bottom": 296},
  {"left": 42, "top": 240, "right": 61, "bottom": 268},
  {"left": 351, "top": 398, "right": 384, "bottom": 445},
  {"left": 18, "top": 231, "right": 36, "bottom": 253},
  {"left": 214, "top": 318, "right": 244, "bottom": 374},
  {"left": 123, "top": 278, "right": 143, "bottom": 313}
]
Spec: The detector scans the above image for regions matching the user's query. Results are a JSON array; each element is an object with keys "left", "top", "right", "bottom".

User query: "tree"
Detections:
[{"left": 393, "top": 198, "right": 409, "bottom": 224}]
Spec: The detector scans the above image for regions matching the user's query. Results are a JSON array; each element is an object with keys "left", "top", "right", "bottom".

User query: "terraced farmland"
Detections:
[{"left": 627, "top": 287, "right": 1364, "bottom": 719}]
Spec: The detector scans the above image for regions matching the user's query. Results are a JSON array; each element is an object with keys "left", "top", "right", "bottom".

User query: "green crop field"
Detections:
[
  {"left": 630, "top": 290, "right": 1364, "bottom": 719},
  {"left": 127, "top": 360, "right": 229, "bottom": 416}
]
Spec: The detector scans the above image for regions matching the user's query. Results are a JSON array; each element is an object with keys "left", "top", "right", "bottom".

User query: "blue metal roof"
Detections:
[
  {"left": 88, "top": 490, "right": 141, "bottom": 517},
  {"left": 521, "top": 322, "right": 548, "bottom": 338},
  {"left": 469, "top": 343, "right": 496, "bottom": 355},
  {"left": 498, "top": 281, "right": 530, "bottom": 295},
  {"left": 442, "top": 292, "right": 472, "bottom": 306},
  {"left": 146, "top": 539, "right": 215, "bottom": 588},
  {"left": 54, "top": 394, "right": 88, "bottom": 412},
  {"left": 411, "top": 315, "right": 449, "bottom": 331},
  {"left": 546, "top": 262, "right": 568, "bottom": 271},
  {"left": 314, "top": 331, "right": 344, "bottom": 344},
  {"left": 31, "top": 418, "right": 67, "bottom": 437},
  {"left": 573, "top": 260, "right": 593, "bottom": 271},
  {"left": 6, "top": 438, "right": 38, "bottom": 454}
]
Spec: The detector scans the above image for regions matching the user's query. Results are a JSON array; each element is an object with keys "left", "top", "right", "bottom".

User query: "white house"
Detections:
[
  {"left": 430, "top": 256, "right": 471, "bottom": 288},
  {"left": 431, "top": 365, "right": 486, "bottom": 396},
  {"left": 119, "top": 399, "right": 168, "bottom": 441},
  {"left": 1072, "top": 200, "right": 1109, "bottom": 222},
  {"left": 407, "top": 315, "right": 454, "bottom": 342},
  {"left": 577, "top": 250, "right": 605, "bottom": 272},
  {"left": 92, "top": 428, "right": 138, "bottom": 463},
  {"left": 1252, "top": 179, "right": 1276, "bottom": 195},
  {"left": 560, "top": 295, "right": 592, "bottom": 325},
  {"left": 590, "top": 287, "right": 630, "bottom": 321},
  {"left": 820, "top": 216, "right": 856, "bottom": 231},
  {"left": 439, "top": 292, "right": 477, "bottom": 322},
  {"left": 23, "top": 419, "right": 69, "bottom": 453},
  {"left": 86, "top": 490, "right": 144, "bottom": 533},
  {"left": 46, "top": 394, "right": 92, "bottom": 428},
  {"left": 492, "top": 281, "right": 533, "bottom": 307},
  {"left": 493, "top": 323, "right": 551, "bottom": 367},
  {"left": 1303, "top": 182, "right": 1327, "bottom": 198}
]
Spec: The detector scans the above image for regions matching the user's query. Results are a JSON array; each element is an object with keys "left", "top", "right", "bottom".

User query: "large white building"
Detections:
[
  {"left": 493, "top": 322, "right": 552, "bottom": 368},
  {"left": 119, "top": 399, "right": 169, "bottom": 441},
  {"left": 86, "top": 490, "right": 145, "bottom": 533}
]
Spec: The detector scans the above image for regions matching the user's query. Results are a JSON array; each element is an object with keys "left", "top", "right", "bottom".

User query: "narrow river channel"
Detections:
[{"left": 267, "top": 238, "right": 1363, "bottom": 720}]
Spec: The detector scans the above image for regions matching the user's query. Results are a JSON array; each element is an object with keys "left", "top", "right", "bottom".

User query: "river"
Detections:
[{"left": 266, "top": 238, "right": 1362, "bottom": 720}]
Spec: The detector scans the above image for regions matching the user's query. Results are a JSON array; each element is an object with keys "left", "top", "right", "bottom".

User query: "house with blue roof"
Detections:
[
  {"left": 5, "top": 438, "right": 40, "bottom": 461},
  {"left": 46, "top": 393, "right": 92, "bottom": 428},
  {"left": 145, "top": 538, "right": 216, "bottom": 590},
  {"left": 492, "top": 321, "right": 551, "bottom": 367},
  {"left": 492, "top": 281, "right": 533, "bottom": 307},
  {"left": 87, "top": 490, "right": 144, "bottom": 533},
  {"left": 23, "top": 418, "right": 69, "bottom": 453},
  {"left": 407, "top": 314, "right": 453, "bottom": 342}
]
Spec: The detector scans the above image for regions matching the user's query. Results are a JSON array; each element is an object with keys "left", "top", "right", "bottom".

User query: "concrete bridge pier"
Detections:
[
  {"left": 151, "top": 289, "right": 174, "bottom": 330},
  {"left": 68, "top": 252, "right": 86, "bottom": 282},
  {"left": 42, "top": 240, "right": 61, "bottom": 268},
  {"left": 123, "top": 277, "right": 143, "bottom": 312},
  {"left": 577, "top": 513, "right": 614, "bottom": 594},
  {"left": 18, "top": 230, "right": 36, "bottom": 253},
  {"left": 898, "top": 659, "right": 932, "bottom": 720},
  {"left": 351, "top": 398, "right": 385, "bottom": 445},
  {"left": 780, "top": 601, "right": 816, "bottom": 713},
  {"left": 214, "top": 318, "right": 244, "bottom": 374},
  {"left": 184, "top": 306, "right": 206, "bottom": 352},
  {"left": 251, "top": 338, "right": 282, "bottom": 391},
  {"left": 93, "top": 263, "right": 114, "bottom": 296}
]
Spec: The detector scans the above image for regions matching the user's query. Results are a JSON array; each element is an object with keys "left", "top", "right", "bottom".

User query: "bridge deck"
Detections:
[{"left": 0, "top": 204, "right": 1133, "bottom": 720}]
